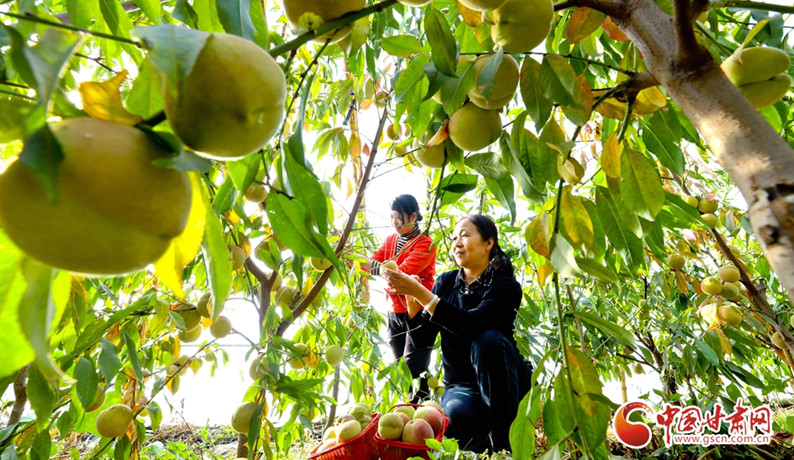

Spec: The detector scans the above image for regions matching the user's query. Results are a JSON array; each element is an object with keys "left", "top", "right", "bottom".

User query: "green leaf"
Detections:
[
  {"left": 212, "top": 176, "right": 235, "bottom": 214},
  {"left": 23, "top": 29, "right": 83, "bottom": 109},
  {"left": 725, "top": 362, "right": 766, "bottom": 389},
  {"left": 575, "top": 258, "right": 618, "bottom": 284},
  {"left": 475, "top": 48, "right": 503, "bottom": 101},
  {"left": 502, "top": 125, "right": 538, "bottom": 201},
  {"left": 122, "top": 327, "right": 144, "bottom": 384},
  {"left": 266, "top": 193, "right": 335, "bottom": 261},
  {"left": 381, "top": 35, "right": 423, "bottom": 57},
  {"left": 595, "top": 187, "right": 644, "bottom": 271},
  {"left": 466, "top": 152, "right": 508, "bottom": 179},
  {"left": 485, "top": 176, "right": 516, "bottom": 223},
  {"left": 200, "top": 181, "right": 232, "bottom": 314},
  {"left": 18, "top": 259, "right": 71, "bottom": 381},
  {"left": 3, "top": 24, "right": 36, "bottom": 90},
  {"left": 226, "top": 153, "right": 260, "bottom": 195},
  {"left": 395, "top": 54, "right": 429, "bottom": 103},
  {"left": 29, "top": 429, "right": 51, "bottom": 460},
  {"left": 540, "top": 445, "right": 562, "bottom": 460},
  {"left": 113, "top": 434, "right": 131, "bottom": 460},
  {"left": 542, "top": 398, "right": 567, "bottom": 445},
  {"left": 132, "top": 0, "right": 162, "bottom": 24},
  {"left": 550, "top": 234, "right": 580, "bottom": 278},
  {"left": 424, "top": 8, "right": 457, "bottom": 77},
  {"left": 74, "top": 357, "right": 99, "bottom": 410},
  {"left": 540, "top": 54, "right": 576, "bottom": 106},
  {"left": 248, "top": 0, "right": 269, "bottom": 48},
  {"left": 561, "top": 74, "right": 592, "bottom": 126},
  {"left": 660, "top": 193, "right": 703, "bottom": 228},
  {"left": 555, "top": 349, "right": 609, "bottom": 453},
  {"left": 133, "top": 25, "right": 210, "bottom": 101},
  {"left": 438, "top": 173, "right": 478, "bottom": 208},
  {"left": 695, "top": 339, "right": 720, "bottom": 366},
  {"left": 66, "top": 0, "right": 101, "bottom": 29},
  {"left": 0, "top": 99, "right": 36, "bottom": 143},
  {"left": 643, "top": 111, "right": 684, "bottom": 177},
  {"left": 426, "top": 60, "right": 475, "bottom": 116},
  {"left": 573, "top": 310, "right": 635, "bottom": 347},
  {"left": 620, "top": 148, "right": 665, "bottom": 220},
  {"left": 173, "top": 0, "right": 199, "bottom": 28},
  {"left": 126, "top": 59, "right": 164, "bottom": 118},
  {"left": 27, "top": 364, "right": 56, "bottom": 431},
  {"left": 534, "top": 120, "right": 563, "bottom": 187},
  {"left": 594, "top": 186, "right": 638, "bottom": 247},
  {"left": 98, "top": 339, "right": 122, "bottom": 382},
  {"left": 99, "top": 0, "right": 134, "bottom": 38},
  {"left": 18, "top": 124, "right": 63, "bottom": 204},
  {"left": 283, "top": 141, "right": 329, "bottom": 236},
  {"left": 0, "top": 231, "right": 34, "bottom": 378},
  {"left": 216, "top": 0, "right": 255, "bottom": 40},
  {"left": 509, "top": 391, "right": 535, "bottom": 459},
  {"left": 561, "top": 188, "right": 594, "bottom": 249}
]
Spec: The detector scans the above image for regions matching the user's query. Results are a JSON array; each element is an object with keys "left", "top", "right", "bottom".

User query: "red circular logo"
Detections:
[{"left": 613, "top": 401, "right": 654, "bottom": 449}]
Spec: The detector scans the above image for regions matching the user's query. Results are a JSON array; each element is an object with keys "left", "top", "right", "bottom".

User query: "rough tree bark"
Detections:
[{"left": 566, "top": 0, "right": 794, "bottom": 355}]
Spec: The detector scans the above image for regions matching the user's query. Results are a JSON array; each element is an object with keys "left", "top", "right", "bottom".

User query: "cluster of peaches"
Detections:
[
  {"left": 315, "top": 403, "right": 376, "bottom": 453},
  {"left": 376, "top": 402, "right": 445, "bottom": 445}
]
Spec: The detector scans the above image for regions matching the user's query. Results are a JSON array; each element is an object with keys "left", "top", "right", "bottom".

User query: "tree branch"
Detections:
[
  {"left": 712, "top": 230, "right": 794, "bottom": 370},
  {"left": 268, "top": 0, "right": 399, "bottom": 57},
  {"left": 53, "top": 1, "right": 153, "bottom": 23},
  {"left": 554, "top": 0, "right": 624, "bottom": 19},
  {"left": 7, "top": 366, "right": 28, "bottom": 428},
  {"left": 672, "top": 0, "right": 709, "bottom": 69},
  {"left": 709, "top": 0, "right": 794, "bottom": 14},
  {"left": 275, "top": 97, "right": 390, "bottom": 337},
  {"left": 0, "top": 11, "right": 140, "bottom": 46}
]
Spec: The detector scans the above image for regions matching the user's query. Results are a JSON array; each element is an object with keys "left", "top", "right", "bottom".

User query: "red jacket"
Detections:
[{"left": 372, "top": 233, "right": 436, "bottom": 313}]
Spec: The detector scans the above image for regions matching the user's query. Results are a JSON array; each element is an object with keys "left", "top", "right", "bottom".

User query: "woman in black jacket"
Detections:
[{"left": 382, "top": 214, "right": 532, "bottom": 453}]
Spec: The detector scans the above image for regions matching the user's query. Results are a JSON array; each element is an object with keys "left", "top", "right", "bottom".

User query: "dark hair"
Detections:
[
  {"left": 391, "top": 194, "right": 423, "bottom": 222},
  {"left": 461, "top": 214, "right": 514, "bottom": 278}
]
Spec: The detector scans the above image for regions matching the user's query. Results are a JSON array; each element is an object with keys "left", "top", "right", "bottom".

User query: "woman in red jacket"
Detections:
[{"left": 371, "top": 194, "right": 437, "bottom": 402}]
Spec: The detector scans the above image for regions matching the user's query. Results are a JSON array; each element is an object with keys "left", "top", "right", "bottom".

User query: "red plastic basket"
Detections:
[
  {"left": 307, "top": 413, "right": 381, "bottom": 460},
  {"left": 374, "top": 404, "right": 449, "bottom": 460}
]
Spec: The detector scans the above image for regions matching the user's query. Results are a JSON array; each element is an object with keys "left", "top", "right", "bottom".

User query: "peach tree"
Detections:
[{"left": 0, "top": 0, "right": 792, "bottom": 459}]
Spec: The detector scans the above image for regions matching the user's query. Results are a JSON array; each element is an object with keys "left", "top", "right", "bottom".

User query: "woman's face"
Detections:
[
  {"left": 391, "top": 210, "right": 417, "bottom": 235},
  {"left": 451, "top": 219, "right": 493, "bottom": 269}
]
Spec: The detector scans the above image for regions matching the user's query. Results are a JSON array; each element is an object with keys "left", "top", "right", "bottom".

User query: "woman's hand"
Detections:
[{"left": 382, "top": 269, "right": 434, "bottom": 306}]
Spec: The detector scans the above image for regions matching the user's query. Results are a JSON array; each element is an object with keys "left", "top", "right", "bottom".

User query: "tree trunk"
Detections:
[
  {"left": 613, "top": 0, "right": 794, "bottom": 355},
  {"left": 6, "top": 366, "right": 28, "bottom": 428}
]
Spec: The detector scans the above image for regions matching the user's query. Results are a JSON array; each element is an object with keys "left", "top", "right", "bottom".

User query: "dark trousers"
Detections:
[
  {"left": 441, "top": 330, "right": 533, "bottom": 453},
  {"left": 388, "top": 311, "right": 432, "bottom": 401}
]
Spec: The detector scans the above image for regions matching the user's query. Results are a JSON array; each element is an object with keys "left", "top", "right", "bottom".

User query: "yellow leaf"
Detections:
[
  {"left": 350, "top": 132, "right": 361, "bottom": 159},
  {"left": 154, "top": 173, "right": 206, "bottom": 298},
  {"left": 345, "top": 177, "right": 353, "bottom": 199},
  {"left": 537, "top": 263, "right": 552, "bottom": 288},
  {"left": 426, "top": 120, "right": 449, "bottom": 148},
  {"left": 561, "top": 188, "right": 594, "bottom": 249},
  {"left": 456, "top": 1, "right": 482, "bottom": 27},
  {"left": 715, "top": 328, "right": 733, "bottom": 356},
  {"left": 525, "top": 212, "right": 551, "bottom": 259},
  {"left": 78, "top": 70, "right": 144, "bottom": 126},
  {"left": 601, "top": 132, "right": 621, "bottom": 178},
  {"left": 634, "top": 87, "right": 667, "bottom": 114},
  {"left": 675, "top": 271, "right": 689, "bottom": 294}
]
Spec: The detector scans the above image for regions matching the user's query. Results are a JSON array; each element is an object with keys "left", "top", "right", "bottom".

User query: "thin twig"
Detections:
[
  {"left": 0, "top": 11, "right": 141, "bottom": 46},
  {"left": 268, "top": 0, "right": 399, "bottom": 57},
  {"left": 275, "top": 95, "right": 390, "bottom": 336}
]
